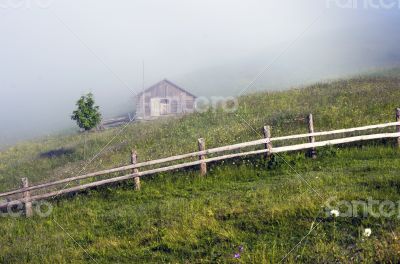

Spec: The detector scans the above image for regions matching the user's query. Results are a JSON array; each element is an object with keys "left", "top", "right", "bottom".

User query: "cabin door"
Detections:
[
  {"left": 159, "top": 99, "right": 169, "bottom": 115},
  {"left": 150, "top": 98, "right": 160, "bottom": 116}
]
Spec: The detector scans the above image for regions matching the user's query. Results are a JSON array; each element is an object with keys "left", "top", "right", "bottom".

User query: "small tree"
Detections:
[{"left": 71, "top": 93, "right": 102, "bottom": 131}]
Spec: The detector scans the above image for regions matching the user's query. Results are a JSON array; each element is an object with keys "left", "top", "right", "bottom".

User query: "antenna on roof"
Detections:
[
  {"left": 142, "top": 60, "right": 145, "bottom": 91},
  {"left": 142, "top": 60, "right": 145, "bottom": 118}
]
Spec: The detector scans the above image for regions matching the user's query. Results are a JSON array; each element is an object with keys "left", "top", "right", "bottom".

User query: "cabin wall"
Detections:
[{"left": 135, "top": 82, "right": 195, "bottom": 119}]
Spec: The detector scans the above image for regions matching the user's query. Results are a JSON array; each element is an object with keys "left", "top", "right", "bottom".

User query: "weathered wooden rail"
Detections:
[{"left": 1, "top": 108, "right": 400, "bottom": 217}]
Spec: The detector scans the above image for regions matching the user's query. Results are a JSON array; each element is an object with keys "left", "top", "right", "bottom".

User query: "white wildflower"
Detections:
[
  {"left": 363, "top": 228, "right": 372, "bottom": 237},
  {"left": 330, "top": 209, "right": 340, "bottom": 218}
]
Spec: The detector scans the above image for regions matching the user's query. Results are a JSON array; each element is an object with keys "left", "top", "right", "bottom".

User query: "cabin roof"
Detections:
[{"left": 136, "top": 79, "right": 197, "bottom": 98}]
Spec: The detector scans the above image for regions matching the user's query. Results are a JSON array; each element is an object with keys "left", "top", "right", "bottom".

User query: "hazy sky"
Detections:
[{"left": 0, "top": 0, "right": 399, "bottom": 145}]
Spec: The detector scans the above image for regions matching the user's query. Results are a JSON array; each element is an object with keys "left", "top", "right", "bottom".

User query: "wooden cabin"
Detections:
[{"left": 135, "top": 79, "right": 196, "bottom": 119}]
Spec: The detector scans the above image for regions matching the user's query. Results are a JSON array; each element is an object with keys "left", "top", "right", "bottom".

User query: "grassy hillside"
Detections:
[{"left": 1, "top": 74, "right": 400, "bottom": 263}]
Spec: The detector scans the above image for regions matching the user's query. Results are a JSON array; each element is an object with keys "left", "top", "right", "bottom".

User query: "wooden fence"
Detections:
[{"left": 1, "top": 109, "right": 400, "bottom": 217}]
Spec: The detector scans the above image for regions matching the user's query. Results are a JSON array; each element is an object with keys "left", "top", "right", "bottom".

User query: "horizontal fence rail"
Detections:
[
  {"left": 0, "top": 138, "right": 270, "bottom": 198},
  {"left": 1, "top": 111, "right": 400, "bottom": 215},
  {"left": 271, "top": 121, "right": 400, "bottom": 142},
  {"left": 0, "top": 149, "right": 270, "bottom": 208},
  {"left": 3, "top": 122, "right": 400, "bottom": 199},
  {"left": 273, "top": 132, "right": 400, "bottom": 153}
]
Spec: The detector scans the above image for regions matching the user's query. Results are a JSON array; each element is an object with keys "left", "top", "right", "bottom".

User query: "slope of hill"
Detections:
[{"left": 1, "top": 73, "right": 400, "bottom": 263}]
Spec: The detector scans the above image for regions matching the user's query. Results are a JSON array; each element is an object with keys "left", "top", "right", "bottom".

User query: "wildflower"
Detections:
[
  {"left": 234, "top": 253, "right": 240, "bottom": 259},
  {"left": 238, "top": 245, "right": 244, "bottom": 252},
  {"left": 330, "top": 209, "right": 340, "bottom": 218},
  {"left": 363, "top": 228, "right": 372, "bottom": 237}
]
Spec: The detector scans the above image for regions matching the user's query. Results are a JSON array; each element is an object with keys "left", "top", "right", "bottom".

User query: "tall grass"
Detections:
[{"left": 1, "top": 74, "right": 400, "bottom": 263}]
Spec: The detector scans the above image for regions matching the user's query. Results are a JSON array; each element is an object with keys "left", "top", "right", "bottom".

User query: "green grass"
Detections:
[{"left": 1, "top": 72, "right": 400, "bottom": 263}]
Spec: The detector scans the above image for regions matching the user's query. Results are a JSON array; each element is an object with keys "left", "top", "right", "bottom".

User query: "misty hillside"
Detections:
[
  {"left": 1, "top": 73, "right": 400, "bottom": 262},
  {"left": 2, "top": 72, "right": 400, "bottom": 191},
  {"left": 3, "top": 1, "right": 400, "bottom": 262}
]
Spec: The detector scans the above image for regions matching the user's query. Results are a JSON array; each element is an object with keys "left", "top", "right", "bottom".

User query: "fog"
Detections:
[{"left": 1, "top": 0, "right": 400, "bottom": 146}]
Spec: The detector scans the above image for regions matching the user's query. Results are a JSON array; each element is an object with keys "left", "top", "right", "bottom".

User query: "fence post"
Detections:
[
  {"left": 21, "top": 178, "right": 32, "bottom": 217},
  {"left": 131, "top": 150, "right": 141, "bottom": 190},
  {"left": 396, "top": 108, "right": 400, "bottom": 148},
  {"left": 308, "top": 113, "right": 317, "bottom": 159},
  {"left": 263, "top": 125, "right": 272, "bottom": 159},
  {"left": 198, "top": 138, "right": 207, "bottom": 176}
]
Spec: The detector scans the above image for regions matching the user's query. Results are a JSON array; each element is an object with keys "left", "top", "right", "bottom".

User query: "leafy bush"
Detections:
[{"left": 71, "top": 93, "right": 102, "bottom": 131}]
